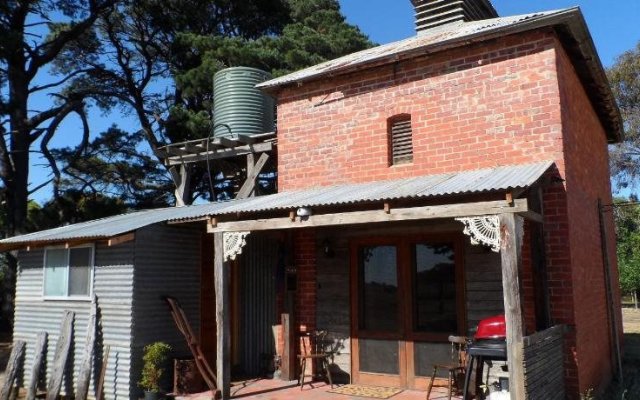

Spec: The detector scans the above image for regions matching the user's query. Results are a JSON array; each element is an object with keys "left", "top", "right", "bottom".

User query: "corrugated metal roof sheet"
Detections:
[
  {"left": 256, "top": 9, "right": 569, "bottom": 90},
  {"left": 0, "top": 161, "right": 553, "bottom": 247},
  {"left": 179, "top": 160, "right": 553, "bottom": 216},
  {"left": 1, "top": 207, "right": 186, "bottom": 244}
]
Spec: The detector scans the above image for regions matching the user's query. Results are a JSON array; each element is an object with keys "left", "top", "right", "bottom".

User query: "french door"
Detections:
[{"left": 350, "top": 235, "right": 465, "bottom": 389}]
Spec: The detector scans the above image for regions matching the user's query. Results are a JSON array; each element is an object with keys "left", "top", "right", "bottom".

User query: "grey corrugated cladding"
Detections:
[
  {"left": 14, "top": 243, "right": 135, "bottom": 400},
  {"left": 0, "top": 161, "right": 553, "bottom": 248},
  {"left": 130, "top": 224, "right": 202, "bottom": 398},
  {"left": 13, "top": 224, "right": 203, "bottom": 400}
]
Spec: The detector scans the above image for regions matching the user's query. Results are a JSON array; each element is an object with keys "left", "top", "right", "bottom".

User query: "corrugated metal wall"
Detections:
[
  {"left": 237, "top": 234, "right": 278, "bottom": 377},
  {"left": 14, "top": 242, "right": 135, "bottom": 400},
  {"left": 131, "top": 224, "right": 202, "bottom": 397}
]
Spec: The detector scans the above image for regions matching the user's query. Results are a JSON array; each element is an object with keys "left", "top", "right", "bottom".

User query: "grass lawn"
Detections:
[{"left": 600, "top": 308, "right": 640, "bottom": 399}]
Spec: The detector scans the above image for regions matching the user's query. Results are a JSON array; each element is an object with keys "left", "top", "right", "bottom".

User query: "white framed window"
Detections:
[{"left": 43, "top": 245, "right": 94, "bottom": 300}]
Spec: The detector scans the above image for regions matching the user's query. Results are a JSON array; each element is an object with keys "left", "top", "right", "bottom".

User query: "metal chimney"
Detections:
[{"left": 411, "top": 0, "right": 498, "bottom": 33}]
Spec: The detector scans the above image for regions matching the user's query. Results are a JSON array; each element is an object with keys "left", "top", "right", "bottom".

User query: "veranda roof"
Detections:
[{"left": 0, "top": 161, "right": 553, "bottom": 250}]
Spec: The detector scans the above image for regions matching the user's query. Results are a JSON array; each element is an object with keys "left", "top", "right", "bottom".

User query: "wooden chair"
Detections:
[
  {"left": 426, "top": 335, "right": 468, "bottom": 400},
  {"left": 298, "top": 330, "right": 334, "bottom": 390}
]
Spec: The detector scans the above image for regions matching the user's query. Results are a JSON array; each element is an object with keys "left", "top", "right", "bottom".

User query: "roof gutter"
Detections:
[{"left": 0, "top": 232, "right": 136, "bottom": 253}]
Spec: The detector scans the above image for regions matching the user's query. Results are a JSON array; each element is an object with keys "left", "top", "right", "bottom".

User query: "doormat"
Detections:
[{"left": 327, "top": 384, "right": 403, "bottom": 399}]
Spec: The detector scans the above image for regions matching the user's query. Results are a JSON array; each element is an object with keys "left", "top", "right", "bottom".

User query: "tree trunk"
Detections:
[
  {"left": 0, "top": 255, "right": 16, "bottom": 329},
  {"left": 2, "top": 39, "right": 31, "bottom": 330},
  {"left": 634, "top": 290, "right": 638, "bottom": 309}
]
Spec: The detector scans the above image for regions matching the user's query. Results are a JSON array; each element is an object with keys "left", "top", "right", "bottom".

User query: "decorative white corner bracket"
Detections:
[
  {"left": 223, "top": 231, "right": 250, "bottom": 261},
  {"left": 456, "top": 215, "right": 501, "bottom": 253}
]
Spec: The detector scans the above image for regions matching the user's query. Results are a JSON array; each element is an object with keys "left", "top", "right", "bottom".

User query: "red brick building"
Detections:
[
  {"left": 2, "top": 1, "right": 623, "bottom": 399},
  {"left": 251, "top": 1, "right": 623, "bottom": 398}
]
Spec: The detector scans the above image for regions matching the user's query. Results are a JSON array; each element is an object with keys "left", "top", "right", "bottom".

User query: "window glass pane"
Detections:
[
  {"left": 44, "top": 249, "right": 67, "bottom": 296},
  {"left": 359, "top": 245, "right": 398, "bottom": 332},
  {"left": 414, "top": 243, "right": 457, "bottom": 333},
  {"left": 69, "top": 248, "right": 92, "bottom": 296}
]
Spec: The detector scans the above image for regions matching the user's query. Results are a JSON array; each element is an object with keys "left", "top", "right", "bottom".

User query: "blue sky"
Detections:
[
  {"left": 339, "top": 0, "right": 640, "bottom": 67},
  {"left": 28, "top": 1, "right": 640, "bottom": 203}
]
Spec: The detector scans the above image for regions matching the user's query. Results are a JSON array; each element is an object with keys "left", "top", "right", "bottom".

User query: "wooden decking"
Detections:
[{"left": 176, "top": 379, "right": 461, "bottom": 400}]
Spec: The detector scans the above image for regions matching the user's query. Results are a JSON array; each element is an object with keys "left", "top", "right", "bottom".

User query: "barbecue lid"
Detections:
[{"left": 475, "top": 314, "right": 506, "bottom": 340}]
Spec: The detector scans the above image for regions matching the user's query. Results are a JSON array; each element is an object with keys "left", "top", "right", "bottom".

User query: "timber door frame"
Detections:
[{"left": 350, "top": 233, "right": 466, "bottom": 389}]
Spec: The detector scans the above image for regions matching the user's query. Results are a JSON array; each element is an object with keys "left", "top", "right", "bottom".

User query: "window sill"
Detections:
[
  {"left": 389, "top": 161, "right": 413, "bottom": 167},
  {"left": 42, "top": 296, "right": 92, "bottom": 302}
]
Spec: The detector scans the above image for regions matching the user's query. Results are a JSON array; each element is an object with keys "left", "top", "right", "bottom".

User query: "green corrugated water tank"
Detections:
[{"left": 213, "top": 67, "right": 275, "bottom": 137}]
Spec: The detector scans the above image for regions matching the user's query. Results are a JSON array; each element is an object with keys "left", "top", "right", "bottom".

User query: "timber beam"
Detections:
[
  {"left": 499, "top": 213, "right": 526, "bottom": 400},
  {"left": 209, "top": 199, "right": 533, "bottom": 233},
  {"left": 156, "top": 132, "right": 276, "bottom": 166},
  {"left": 214, "top": 233, "right": 231, "bottom": 399},
  {"left": 163, "top": 142, "right": 274, "bottom": 166}
]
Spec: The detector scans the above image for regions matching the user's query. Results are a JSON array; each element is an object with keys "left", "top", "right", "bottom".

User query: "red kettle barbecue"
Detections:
[
  {"left": 462, "top": 315, "right": 508, "bottom": 400},
  {"left": 475, "top": 315, "right": 507, "bottom": 340}
]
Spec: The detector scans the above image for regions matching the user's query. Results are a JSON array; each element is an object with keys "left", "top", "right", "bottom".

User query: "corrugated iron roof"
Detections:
[
  {"left": 256, "top": 9, "right": 568, "bottom": 90},
  {"left": 256, "top": 7, "right": 622, "bottom": 142},
  {"left": 1, "top": 207, "right": 184, "bottom": 244},
  {"left": 0, "top": 161, "right": 553, "bottom": 248}
]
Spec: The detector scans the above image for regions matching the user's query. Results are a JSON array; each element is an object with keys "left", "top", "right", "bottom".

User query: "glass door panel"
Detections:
[
  {"left": 359, "top": 339, "right": 400, "bottom": 375},
  {"left": 413, "top": 243, "right": 458, "bottom": 334},
  {"left": 408, "top": 241, "right": 462, "bottom": 389},
  {"left": 413, "top": 342, "right": 454, "bottom": 377},
  {"left": 352, "top": 238, "right": 463, "bottom": 389},
  {"left": 353, "top": 244, "right": 404, "bottom": 385},
  {"left": 359, "top": 245, "right": 399, "bottom": 332}
]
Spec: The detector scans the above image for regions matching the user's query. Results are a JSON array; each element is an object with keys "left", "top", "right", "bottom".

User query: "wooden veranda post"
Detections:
[
  {"left": 499, "top": 213, "right": 526, "bottom": 400},
  {"left": 214, "top": 233, "right": 231, "bottom": 400}
]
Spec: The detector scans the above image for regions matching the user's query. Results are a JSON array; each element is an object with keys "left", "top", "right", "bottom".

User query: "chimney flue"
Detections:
[{"left": 411, "top": 0, "right": 498, "bottom": 33}]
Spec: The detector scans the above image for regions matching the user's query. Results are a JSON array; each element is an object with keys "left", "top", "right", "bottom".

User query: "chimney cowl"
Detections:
[{"left": 411, "top": 0, "right": 499, "bottom": 33}]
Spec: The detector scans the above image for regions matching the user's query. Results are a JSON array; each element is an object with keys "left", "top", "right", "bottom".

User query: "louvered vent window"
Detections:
[{"left": 389, "top": 115, "right": 413, "bottom": 165}]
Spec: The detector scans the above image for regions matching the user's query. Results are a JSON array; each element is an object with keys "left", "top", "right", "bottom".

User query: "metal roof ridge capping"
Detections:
[{"left": 255, "top": 8, "right": 572, "bottom": 91}]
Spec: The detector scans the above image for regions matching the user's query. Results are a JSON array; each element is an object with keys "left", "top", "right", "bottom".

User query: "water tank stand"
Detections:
[{"left": 156, "top": 132, "right": 276, "bottom": 204}]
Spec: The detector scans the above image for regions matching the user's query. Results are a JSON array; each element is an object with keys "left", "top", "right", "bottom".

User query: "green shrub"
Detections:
[{"left": 139, "top": 342, "right": 171, "bottom": 393}]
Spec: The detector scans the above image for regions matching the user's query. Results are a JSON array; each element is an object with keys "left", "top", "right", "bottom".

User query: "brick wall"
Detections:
[
  {"left": 271, "top": 28, "right": 616, "bottom": 397},
  {"left": 294, "top": 229, "right": 317, "bottom": 333},
  {"left": 556, "top": 44, "right": 621, "bottom": 396},
  {"left": 294, "top": 229, "right": 318, "bottom": 375},
  {"left": 276, "top": 30, "right": 564, "bottom": 190}
]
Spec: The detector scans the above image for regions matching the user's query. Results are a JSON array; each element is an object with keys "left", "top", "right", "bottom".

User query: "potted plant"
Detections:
[{"left": 139, "top": 342, "right": 171, "bottom": 400}]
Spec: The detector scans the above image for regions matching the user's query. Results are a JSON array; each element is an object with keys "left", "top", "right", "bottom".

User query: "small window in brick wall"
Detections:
[{"left": 388, "top": 114, "right": 414, "bottom": 165}]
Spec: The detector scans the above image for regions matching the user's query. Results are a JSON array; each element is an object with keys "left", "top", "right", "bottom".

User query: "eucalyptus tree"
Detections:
[
  {"left": 0, "top": 0, "right": 118, "bottom": 327},
  {"left": 609, "top": 42, "right": 640, "bottom": 192},
  {"left": 0, "top": 0, "right": 116, "bottom": 238}
]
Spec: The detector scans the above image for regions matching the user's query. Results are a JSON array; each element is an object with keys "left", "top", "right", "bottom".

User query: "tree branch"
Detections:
[
  {"left": 40, "top": 103, "right": 82, "bottom": 198},
  {"left": 28, "top": 179, "right": 54, "bottom": 196},
  {"left": 29, "top": 68, "right": 96, "bottom": 93},
  {"left": 27, "top": 100, "right": 81, "bottom": 140},
  {"left": 27, "top": 0, "right": 117, "bottom": 79}
]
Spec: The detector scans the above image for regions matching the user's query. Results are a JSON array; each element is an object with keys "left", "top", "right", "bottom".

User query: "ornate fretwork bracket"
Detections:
[
  {"left": 456, "top": 215, "right": 501, "bottom": 252},
  {"left": 223, "top": 231, "right": 250, "bottom": 261}
]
